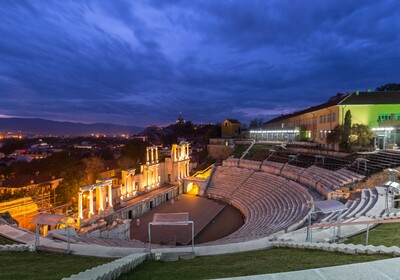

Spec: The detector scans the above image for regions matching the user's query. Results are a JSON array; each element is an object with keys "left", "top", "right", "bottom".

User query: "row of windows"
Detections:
[
  {"left": 303, "top": 130, "right": 331, "bottom": 140},
  {"left": 319, "top": 113, "right": 336, "bottom": 124},
  {"left": 289, "top": 113, "right": 337, "bottom": 127},
  {"left": 378, "top": 114, "right": 400, "bottom": 122}
]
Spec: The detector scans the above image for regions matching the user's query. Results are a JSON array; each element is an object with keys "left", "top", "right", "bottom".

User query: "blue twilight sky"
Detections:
[{"left": 0, "top": 1, "right": 399, "bottom": 126}]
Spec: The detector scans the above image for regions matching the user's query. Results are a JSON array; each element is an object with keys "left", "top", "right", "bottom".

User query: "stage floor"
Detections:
[{"left": 131, "top": 194, "right": 226, "bottom": 245}]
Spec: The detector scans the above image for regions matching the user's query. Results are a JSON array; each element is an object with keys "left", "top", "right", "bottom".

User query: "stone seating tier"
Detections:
[{"left": 205, "top": 166, "right": 312, "bottom": 244}]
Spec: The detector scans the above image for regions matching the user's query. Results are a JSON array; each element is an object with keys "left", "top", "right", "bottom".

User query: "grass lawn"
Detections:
[
  {"left": 0, "top": 251, "right": 114, "bottom": 280},
  {"left": 244, "top": 144, "right": 271, "bottom": 160},
  {"left": 346, "top": 223, "right": 400, "bottom": 247},
  {"left": 118, "top": 248, "right": 390, "bottom": 280},
  {"left": 232, "top": 144, "right": 249, "bottom": 158}
]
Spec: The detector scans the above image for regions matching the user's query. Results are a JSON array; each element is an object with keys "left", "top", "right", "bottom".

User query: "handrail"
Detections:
[
  {"left": 192, "top": 164, "right": 214, "bottom": 178},
  {"left": 309, "top": 217, "right": 400, "bottom": 228}
]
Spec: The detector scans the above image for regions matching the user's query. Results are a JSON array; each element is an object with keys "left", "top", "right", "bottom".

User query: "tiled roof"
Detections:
[
  {"left": 264, "top": 91, "right": 400, "bottom": 125},
  {"left": 1, "top": 174, "right": 59, "bottom": 188},
  {"left": 264, "top": 95, "right": 348, "bottom": 124},
  {"left": 225, "top": 119, "right": 241, "bottom": 124},
  {"left": 340, "top": 91, "right": 400, "bottom": 105}
]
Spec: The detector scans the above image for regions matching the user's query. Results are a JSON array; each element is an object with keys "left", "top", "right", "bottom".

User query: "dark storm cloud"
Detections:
[{"left": 0, "top": 0, "right": 399, "bottom": 126}]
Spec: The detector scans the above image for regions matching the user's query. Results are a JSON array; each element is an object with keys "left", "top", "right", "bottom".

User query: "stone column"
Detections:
[
  {"left": 89, "top": 189, "right": 94, "bottom": 215},
  {"left": 187, "top": 163, "right": 190, "bottom": 177},
  {"left": 177, "top": 163, "right": 181, "bottom": 180},
  {"left": 146, "top": 148, "right": 149, "bottom": 163},
  {"left": 155, "top": 166, "right": 159, "bottom": 185},
  {"left": 155, "top": 148, "right": 159, "bottom": 163},
  {"left": 151, "top": 148, "right": 154, "bottom": 163},
  {"left": 187, "top": 144, "right": 190, "bottom": 159},
  {"left": 78, "top": 192, "right": 83, "bottom": 219},
  {"left": 108, "top": 183, "right": 113, "bottom": 207},
  {"left": 98, "top": 186, "right": 104, "bottom": 211}
]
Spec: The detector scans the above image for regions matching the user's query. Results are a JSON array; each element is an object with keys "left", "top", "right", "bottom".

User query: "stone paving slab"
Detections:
[{"left": 214, "top": 257, "right": 400, "bottom": 280}]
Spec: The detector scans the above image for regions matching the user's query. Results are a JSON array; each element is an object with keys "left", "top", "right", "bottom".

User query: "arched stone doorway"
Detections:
[{"left": 186, "top": 182, "right": 199, "bottom": 195}]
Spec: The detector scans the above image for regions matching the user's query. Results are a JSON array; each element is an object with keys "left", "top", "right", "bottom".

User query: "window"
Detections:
[
  {"left": 320, "top": 131, "right": 323, "bottom": 139},
  {"left": 332, "top": 113, "right": 336, "bottom": 122},
  {"left": 378, "top": 114, "right": 391, "bottom": 122},
  {"left": 320, "top": 115, "right": 322, "bottom": 123},
  {"left": 395, "top": 114, "right": 400, "bottom": 121},
  {"left": 327, "top": 114, "right": 331, "bottom": 123},
  {"left": 323, "top": 115, "right": 327, "bottom": 123}
]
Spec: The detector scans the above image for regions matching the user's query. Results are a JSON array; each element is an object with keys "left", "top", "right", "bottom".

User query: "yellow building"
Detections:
[
  {"left": 221, "top": 119, "right": 241, "bottom": 138},
  {"left": 257, "top": 91, "right": 400, "bottom": 150}
]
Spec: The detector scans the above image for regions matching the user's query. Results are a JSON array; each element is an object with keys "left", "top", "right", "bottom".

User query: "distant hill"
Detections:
[{"left": 0, "top": 118, "right": 144, "bottom": 136}]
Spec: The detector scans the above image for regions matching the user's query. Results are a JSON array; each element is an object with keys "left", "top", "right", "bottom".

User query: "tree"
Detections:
[
  {"left": 55, "top": 156, "right": 104, "bottom": 207},
  {"left": 0, "top": 138, "right": 27, "bottom": 155},
  {"left": 121, "top": 140, "right": 148, "bottom": 167},
  {"left": 118, "top": 156, "right": 135, "bottom": 170},
  {"left": 326, "top": 124, "right": 342, "bottom": 146},
  {"left": 249, "top": 118, "right": 263, "bottom": 129},
  {"left": 55, "top": 164, "right": 83, "bottom": 206},
  {"left": 299, "top": 125, "right": 308, "bottom": 141},
  {"left": 375, "top": 83, "right": 400, "bottom": 92},
  {"left": 350, "top": 124, "right": 375, "bottom": 147},
  {"left": 82, "top": 156, "right": 104, "bottom": 185},
  {"left": 83, "top": 157, "right": 104, "bottom": 185},
  {"left": 340, "top": 110, "right": 352, "bottom": 151}
]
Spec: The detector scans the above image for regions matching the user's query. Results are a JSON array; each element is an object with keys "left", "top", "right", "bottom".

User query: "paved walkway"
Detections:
[
  {"left": 215, "top": 257, "right": 400, "bottom": 280},
  {"left": 0, "top": 224, "right": 274, "bottom": 257}
]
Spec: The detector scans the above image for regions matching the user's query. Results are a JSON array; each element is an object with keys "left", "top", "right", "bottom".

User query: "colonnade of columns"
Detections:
[
  {"left": 146, "top": 146, "right": 159, "bottom": 164},
  {"left": 146, "top": 165, "right": 160, "bottom": 190},
  {"left": 177, "top": 161, "right": 190, "bottom": 180},
  {"left": 121, "top": 169, "right": 137, "bottom": 200},
  {"left": 78, "top": 180, "right": 113, "bottom": 219},
  {"left": 144, "top": 146, "right": 160, "bottom": 191},
  {"left": 172, "top": 143, "right": 190, "bottom": 162}
]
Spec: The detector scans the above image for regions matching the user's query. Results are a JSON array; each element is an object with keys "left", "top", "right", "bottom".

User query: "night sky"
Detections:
[{"left": 0, "top": 1, "right": 399, "bottom": 126}]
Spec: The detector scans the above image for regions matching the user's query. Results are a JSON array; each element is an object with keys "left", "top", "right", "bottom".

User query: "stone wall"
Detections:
[{"left": 207, "top": 144, "right": 234, "bottom": 158}]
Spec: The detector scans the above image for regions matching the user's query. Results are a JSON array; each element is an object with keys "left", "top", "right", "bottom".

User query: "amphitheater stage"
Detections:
[{"left": 131, "top": 194, "right": 227, "bottom": 245}]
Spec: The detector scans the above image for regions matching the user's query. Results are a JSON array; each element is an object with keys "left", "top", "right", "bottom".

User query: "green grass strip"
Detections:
[
  {"left": 119, "top": 248, "right": 390, "bottom": 280},
  {"left": 0, "top": 251, "right": 113, "bottom": 280}
]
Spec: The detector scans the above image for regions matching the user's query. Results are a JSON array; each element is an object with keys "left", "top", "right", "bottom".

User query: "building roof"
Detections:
[
  {"left": 224, "top": 119, "right": 241, "bottom": 124},
  {"left": 264, "top": 95, "right": 348, "bottom": 125},
  {"left": 264, "top": 91, "right": 400, "bottom": 125},
  {"left": 1, "top": 174, "right": 59, "bottom": 189},
  {"left": 32, "top": 213, "right": 66, "bottom": 226},
  {"left": 340, "top": 91, "right": 400, "bottom": 105}
]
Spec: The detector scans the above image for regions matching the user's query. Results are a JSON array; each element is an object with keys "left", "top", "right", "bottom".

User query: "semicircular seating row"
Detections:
[
  {"left": 205, "top": 166, "right": 313, "bottom": 244},
  {"left": 277, "top": 186, "right": 390, "bottom": 243},
  {"left": 260, "top": 160, "right": 365, "bottom": 199}
]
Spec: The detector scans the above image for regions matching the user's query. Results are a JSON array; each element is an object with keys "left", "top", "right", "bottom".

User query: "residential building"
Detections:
[{"left": 221, "top": 119, "right": 241, "bottom": 138}]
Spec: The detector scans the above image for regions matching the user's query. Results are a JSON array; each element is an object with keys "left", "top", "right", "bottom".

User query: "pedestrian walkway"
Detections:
[{"left": 214, "top": 257, "right": 400, "bottom": 280}]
